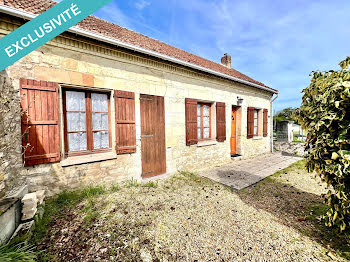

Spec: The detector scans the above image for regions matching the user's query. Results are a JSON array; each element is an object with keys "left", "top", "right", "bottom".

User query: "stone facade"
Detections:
[{"left": 0, "top": 15, "right": 274, "bottom": 196}]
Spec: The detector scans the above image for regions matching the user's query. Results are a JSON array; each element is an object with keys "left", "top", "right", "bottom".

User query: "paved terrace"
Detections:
[{"left": 199, "top": 152, "right": 303, "bottom": 190}]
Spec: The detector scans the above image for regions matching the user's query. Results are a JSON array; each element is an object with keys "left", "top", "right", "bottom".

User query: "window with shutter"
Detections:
[
  {"left": 63, "top": 89, "right": 111, "bottom": 156},
  {"left": 20, "top": 79, "right": 60, "bottom": 166},
  {"left": 263, "top": 109, "right": 268, "bottom": 137},
  {"left": 115, "top": 90, "right": 136, "bottom": 154},
  {"left": 216, "top": 102, "right": 226, "bottom": 142},
  {"left": 185, "top": 98, "right": 198, "bottom": 145},
  {"left": 253, "top": 109, "right": 259, "bottom": 136},
  {"left": 247, "top": 107, "right": 255, "bottom": 139},
  {"left": 197, "top": 103, "right": 211, "bottom": 140}
]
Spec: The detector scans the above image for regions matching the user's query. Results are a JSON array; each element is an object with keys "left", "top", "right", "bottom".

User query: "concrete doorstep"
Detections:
[{"left": 199, "top": 152, "right": 303, "bottom": 190}]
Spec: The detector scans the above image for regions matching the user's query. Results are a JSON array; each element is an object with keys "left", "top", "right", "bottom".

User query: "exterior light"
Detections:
[{"left": 237, "top": 96, "right": 243, "bottom": 105}]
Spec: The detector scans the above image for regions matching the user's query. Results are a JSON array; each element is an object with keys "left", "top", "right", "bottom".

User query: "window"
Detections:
[
  {"left": 197, "top": 103, "right": 211, "bottom": 140},
  {"left": 253, "top": 109, "right": 259, "bottom": 136},
  {"left": 63, "top": 89, "right": 111, "bottom": 155}
]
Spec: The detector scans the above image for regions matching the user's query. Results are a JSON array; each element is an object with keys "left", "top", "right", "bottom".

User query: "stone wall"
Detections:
[
  {"left": 0, "top": 15, "right": 273, "bottom": 196},
  {"left": 0, "top": 71, "right": 23, "bottom": 198},
  {"left": 274, "top": 142, "right": 306, "bottom": 157}
]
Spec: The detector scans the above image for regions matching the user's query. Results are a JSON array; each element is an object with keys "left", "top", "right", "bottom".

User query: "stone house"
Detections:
[{"left": 0, "top": 0, "right": 278, "bottom": 196}]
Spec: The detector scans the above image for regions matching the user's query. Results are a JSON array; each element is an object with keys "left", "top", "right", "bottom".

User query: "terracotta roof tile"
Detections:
[{"left": 1, "top": 0, "right": 277, "bottom": 93}]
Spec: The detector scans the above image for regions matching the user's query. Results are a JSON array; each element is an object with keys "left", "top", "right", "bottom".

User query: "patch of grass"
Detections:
[
  {"left": 125, "top": 178, "right": 141, "bottom": 188},
  {"left": 142, "top": 181, "right": 158, "bottom": 188},
  {"left": 271, "top": 160, "right": 306, "bottom": 177},
  {"left": 292, "top": 137, "right": 305, "bottom": 143},
  {"left": 308, "top": 204, "right": 329, "bottom": 220},
  {"left": 0, "top": 243, "right": 37, "bottom": 262},
  {"left": 109, "top": 183, "right": 121, "bottom": 192},
  {"left": 29, "top": 185, "right": 107, "bottom": 246},
  {"left": 84, "top": 209, "right": 99, "bottom": 224},
  {"left": 177, "top": 171, "right": 212, "bottom": 186}
]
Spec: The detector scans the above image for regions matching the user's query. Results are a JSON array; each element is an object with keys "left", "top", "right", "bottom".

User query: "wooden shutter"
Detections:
[
  {"left": 185, "top": 98, "right": 198, "bottom": 145},
  {"left": 247, "top": 107, "right": 255, "bottom": 139},
  {"left": 115, "top": 90, "right": 136, "bottom": 154},
  {"left": 216, "top": 102, "right": 226, "bottom": 142},
  {"left": 20, "top": 79, "right": 60, "bottom": 166},
  {"left": 263, "top": 109, "right": 268, "bottom": 137}
]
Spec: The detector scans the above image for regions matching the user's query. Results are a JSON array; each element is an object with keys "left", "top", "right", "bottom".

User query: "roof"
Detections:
[{"left": 0, "top": 0, "right": 277, "bottom": 93}]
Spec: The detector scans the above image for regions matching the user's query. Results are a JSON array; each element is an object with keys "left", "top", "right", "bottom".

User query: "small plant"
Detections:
[
  {"left": 126, "top": 178, "right": 140, "bottom": 188},
  {"left": 142, "top": 181, "right": 158, "bottom": 188},
  {"left": 109, "top": 183, "right": 121, "bottom": 192},
  {"left": 0, "top": 243, "right": 37, "bottom": 262}
]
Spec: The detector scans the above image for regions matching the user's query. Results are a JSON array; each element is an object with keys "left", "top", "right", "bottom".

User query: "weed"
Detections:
[
  {"left": 126, "top": 179, "right": 140, "bottom": 188},
  {"left": 142, "top": 181, "right": 158, "bottom": 188},
  {"left": 0, "top": 243, "right": 37, "bottom": 262},
  {"left": 110, "top": 184, "right": 121, "bottom": 192}
]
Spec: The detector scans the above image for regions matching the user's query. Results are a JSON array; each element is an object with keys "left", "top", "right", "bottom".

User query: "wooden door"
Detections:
[
  {"left": 140, "top": 94, "right": 166, "bottom": 178},
  {"left": 230, "top": 107, "right": 237, "bottom": 155}
]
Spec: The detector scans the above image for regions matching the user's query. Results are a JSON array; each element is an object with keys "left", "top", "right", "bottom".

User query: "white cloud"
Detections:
[{"left": 135, "top": 0, "right": 151, "bottom": 10}]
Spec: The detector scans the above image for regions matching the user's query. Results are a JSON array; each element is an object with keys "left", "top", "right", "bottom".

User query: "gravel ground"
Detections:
[{"left": 38, "top": 161, "right": 347, "bottom": 262}]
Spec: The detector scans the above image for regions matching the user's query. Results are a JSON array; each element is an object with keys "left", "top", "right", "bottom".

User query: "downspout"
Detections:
[{"left": 270, "top": 93, "right": 278, "bottom": 152}]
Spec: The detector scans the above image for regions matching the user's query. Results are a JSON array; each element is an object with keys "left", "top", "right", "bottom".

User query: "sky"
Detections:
[{"left": 91, "top": 0, "right": 350, "bottom": 112}]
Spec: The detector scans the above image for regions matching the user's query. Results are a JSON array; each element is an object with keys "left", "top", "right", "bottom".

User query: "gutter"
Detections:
[
  {"left": 270, "top": 93, "right": 279, "bottom": 152},
  {"left": 0, "top": 4, "right": 278, "bottom": 94}
]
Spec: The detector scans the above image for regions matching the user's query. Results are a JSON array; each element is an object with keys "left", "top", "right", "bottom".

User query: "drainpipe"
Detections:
[{"left": 270, "top": 93, "right": 278, "bottom": 152}]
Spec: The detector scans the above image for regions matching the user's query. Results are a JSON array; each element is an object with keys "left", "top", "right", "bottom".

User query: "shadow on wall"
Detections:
[{"left": 237, "top": 179, "right": 350, "bottom": 260}]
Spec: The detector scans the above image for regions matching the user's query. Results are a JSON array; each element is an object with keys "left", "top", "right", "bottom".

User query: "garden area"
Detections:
[{"left": 4, "top": 160, "right": 349, "bottom": 261}]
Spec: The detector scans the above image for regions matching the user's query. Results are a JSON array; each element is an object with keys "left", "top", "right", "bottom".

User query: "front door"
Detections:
[
  {"left": 140, "top": 94, "right": 166, "bottom": 178},
  {"left": 231, "top": 107, "right": 237, "bottom": 155}
]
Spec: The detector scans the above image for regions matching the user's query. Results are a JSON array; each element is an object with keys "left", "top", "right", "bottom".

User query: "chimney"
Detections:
[{"left": 221, "top": 53, "right": 231, "bottom": 69}]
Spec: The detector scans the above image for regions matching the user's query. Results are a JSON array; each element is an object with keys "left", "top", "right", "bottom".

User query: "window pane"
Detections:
[
  {"left": 254, "top": 117, "right": 258, "bottom": 126},
  {"left": 203, "top": 105, "right": 210, "bottom": 116},
  {"left": 93, "top": 131, "right": 109, "bottom": 149},
  {"left": 254, "top": 126, "right": 257, "bottom": 135},
  {"left": 203, "top": 116, "right": 210, "bottom": 127},
  {"left": 67, "top": 112, "right": 86, "bottom": 131},
  {"left": 197, "top": 128, "right": 201, "bottom": 139},
  {"left": 197, "top": 104, "right": 201, "bottom": 117},
  {"left": 66, "top": 91, "right": 85, "bottom": 111},
  {"left": 204, "top": 128, "right": 210, "bottom": 138},
  {"left": 92, "top": 112, "right": 108, "bottom": 130},
  {"left": 254, "top": 110, "right": 258, "bottom": 119},
  {"left": 197, "top": 116, "right": 201, "bottom": 127},
  {"left": 92, "top": 93, "right": 108, "bottom": 112},
  {"left": 68, "top": 132, "right": 87, "bottom": 151}
]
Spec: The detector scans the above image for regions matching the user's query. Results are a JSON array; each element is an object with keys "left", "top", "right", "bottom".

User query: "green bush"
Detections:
[{"left": 295, "top": 57, "right": 350, "bottom": 231}]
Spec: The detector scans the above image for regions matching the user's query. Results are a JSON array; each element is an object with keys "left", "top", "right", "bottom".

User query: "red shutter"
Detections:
[
  {"left": 263, "top": 109, "right": 268, "bottom": 137},
  {"left": 115, "top": 90, "right": 136, "bottom": 154},
  {"left": 216, "top": 102, "right": 226, "bottom": 142},
  {"left": 20, "top": 79, "right": 60, "bottom": 166},
  {"left": 247, "top": 107, "right": 255, "bottom": 139},
  {"left": 185, "top": 98, "right": 198, "bottom": 145}
]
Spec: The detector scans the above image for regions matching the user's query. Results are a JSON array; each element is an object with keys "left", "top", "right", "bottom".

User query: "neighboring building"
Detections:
[
  {"left": 276, "top": 121, "right": 294, "bottom": 143},
  {"left": 276, "top": 121, "right": 306, "bottom": 143},
  {"left": 0, "top": 0, "right": 278, "bottom": 195}
]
